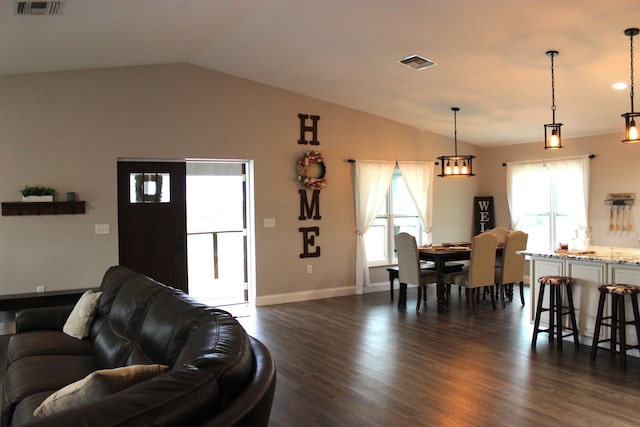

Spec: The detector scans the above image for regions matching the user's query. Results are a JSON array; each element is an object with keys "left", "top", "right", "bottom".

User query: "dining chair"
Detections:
[
  {"left": 395, "top": 232, "right": 438, "bottom": 311},
  {"left": 495, "top": 230, "right": 528, "bottom": 307},
  {"left": 443, "top": 232, "right": 498, "bottom": 314}
]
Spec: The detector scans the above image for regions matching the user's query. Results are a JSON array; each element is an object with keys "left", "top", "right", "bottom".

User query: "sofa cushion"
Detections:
[
  {"left": 7, "top": 331, "right": 94, "bottom": 365},
  {"left": 92, "top": 276, "right": 167, "bottom": 368},
  {"left": 95, "top": 266, "right": 137, "bottom": 318},
  {"left": 63, "top": 290, "right": 102, "bottom": 339},
  {"left": 2, "top": 355, "right": 98, "bottom": 424},
  {"left": 33, "top": 364, "right": 169, "bottom": 417}
]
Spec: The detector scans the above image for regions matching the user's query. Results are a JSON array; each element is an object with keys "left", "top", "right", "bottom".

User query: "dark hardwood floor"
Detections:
[{"left": 237, "top": 286, "right": 640, "bottom": 427}]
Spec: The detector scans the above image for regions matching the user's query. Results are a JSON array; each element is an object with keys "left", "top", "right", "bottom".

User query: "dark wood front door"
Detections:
[{"left": 117, "top": 161, "right": 188, "bottom": 292}]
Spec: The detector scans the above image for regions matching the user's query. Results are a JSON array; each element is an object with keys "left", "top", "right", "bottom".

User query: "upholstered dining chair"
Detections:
[
  {"left": 495, "top": 230, "right": 528, "bottom": 307},
  {"left": 395, "top": 232, "right": 438, "bottom": 311},
  {"left": 443, "top": 232, "right": 498, "bottom": 314}
]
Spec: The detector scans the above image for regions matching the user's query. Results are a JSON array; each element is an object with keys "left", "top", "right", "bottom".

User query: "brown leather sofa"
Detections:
[{"left": 2, "top": 266, "right": 275, "bottom": 426}]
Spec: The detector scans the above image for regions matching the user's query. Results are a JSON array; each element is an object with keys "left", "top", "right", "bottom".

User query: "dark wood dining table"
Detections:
[{"left": 418, "top": 244, "right": 503, "bottom": 312}]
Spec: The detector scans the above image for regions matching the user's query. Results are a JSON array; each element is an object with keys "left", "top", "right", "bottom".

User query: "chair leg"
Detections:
[
  {"left": 565, "top": 284, "right": 580, "bottom": 349},
  {"left": 631, "top": 294, "right": 640, "bottom": 349},
  {"left": 470, "top": 288, "right": 476, "bottom": 314},
  {"left": 499, "top": 284, "right": 506, "bottom": 309},
  {"left": 416, "top": 285, "right": 422, "bottom": 311},
  {"left": 532, "top": 283, "right": 546, "bottom": 348},
  {"left": 590, "top": 290, "right": 607, "bottom": 360},
  {"left": 490, "top": 286, "right": 496, "bottom": 310},
  {"left": 555, "top": 285, "right": 563, "bottom": 352},
  {"left": 611, "top": 295, "right": 619, "bottom": 355},
  {"left": 398, "top": 283, "right": 407, "bottom": 308},
  {"left": 619, "top": 296, "right": 627, "bottom": 369}
]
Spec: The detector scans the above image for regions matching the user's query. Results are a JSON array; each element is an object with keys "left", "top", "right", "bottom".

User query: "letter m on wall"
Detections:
[{"left": 299, "top": 189, "right": 321, "bottom": 220}]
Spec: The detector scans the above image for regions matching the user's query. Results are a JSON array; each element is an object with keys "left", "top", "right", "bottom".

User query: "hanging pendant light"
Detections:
[
  {"left": 544, "top": 50, "right": 563, "bottom": 149},
  {"left": 438, "top": 107, "right": 475, "bottom": 177},
  {"left": 622, "top": 28, "right": 640, "bottom": 144}
]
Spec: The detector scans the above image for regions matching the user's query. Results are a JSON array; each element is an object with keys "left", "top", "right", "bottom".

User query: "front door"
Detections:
[{"left": 117, "top": 161, "right": 188, "bottom": 292}]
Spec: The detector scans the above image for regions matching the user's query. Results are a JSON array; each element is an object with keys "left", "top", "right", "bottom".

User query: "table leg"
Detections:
[{"left": 435, "top": 259, "right": 446, "bottom": 312}]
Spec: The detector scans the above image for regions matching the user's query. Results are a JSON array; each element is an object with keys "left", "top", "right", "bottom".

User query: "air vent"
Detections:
[
  {"left": 15, "top": 1, "right": 64, "bottom": 15},
  {"left": 398, "top": 55, "right": 437, "bottom": 70}
]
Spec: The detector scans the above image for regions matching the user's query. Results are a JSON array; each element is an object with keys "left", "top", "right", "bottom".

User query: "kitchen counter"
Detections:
[
  {"left": 523, "top": 245, "right": 640, "bottom": 351},
  {"left": 520, "top": 245, "right": 640, "bottom": 265}
]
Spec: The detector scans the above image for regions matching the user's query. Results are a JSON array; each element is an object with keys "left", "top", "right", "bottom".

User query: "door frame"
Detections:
[{"left": 117, "top": 157, "right": 257, "bottom": 307}]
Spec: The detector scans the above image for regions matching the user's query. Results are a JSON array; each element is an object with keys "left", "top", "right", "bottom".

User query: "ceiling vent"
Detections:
[
  {"left": 398, "top": 54, "right": 437, "bottom": 70},
  {"left": 15, "top": 1, "right": 64, "bottom": 15}
]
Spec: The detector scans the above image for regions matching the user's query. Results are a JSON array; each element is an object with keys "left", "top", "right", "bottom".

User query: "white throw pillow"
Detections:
[
  {"left": 62, "top": 290, "right": 102, "bottom": 339},
  {"left": 33, "top": 364, "right": 169, "bottom": 417}
]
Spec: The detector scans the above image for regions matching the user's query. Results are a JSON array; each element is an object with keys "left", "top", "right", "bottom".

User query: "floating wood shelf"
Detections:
[{"left": 1, "top": 201, "right": 86, "bottom": 216}]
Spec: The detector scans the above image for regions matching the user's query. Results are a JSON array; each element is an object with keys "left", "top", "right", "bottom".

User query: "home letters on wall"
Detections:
[{"left": 297, "top": 113, "right": 323, "bottom": 258}]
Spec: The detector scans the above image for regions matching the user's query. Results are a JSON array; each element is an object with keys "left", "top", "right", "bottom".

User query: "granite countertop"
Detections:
[{"left": 519, "top": 246, "right": 640, "bottom": 266}]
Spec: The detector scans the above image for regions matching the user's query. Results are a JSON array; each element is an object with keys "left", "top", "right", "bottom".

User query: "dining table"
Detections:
[{"left": 418, "top": 243, "right": 503, "bottom": 312}]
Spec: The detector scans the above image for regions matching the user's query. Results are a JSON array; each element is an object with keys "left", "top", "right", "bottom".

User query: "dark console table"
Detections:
[{"left": 0, "top": 288, "right": 94, "bottom": 312}]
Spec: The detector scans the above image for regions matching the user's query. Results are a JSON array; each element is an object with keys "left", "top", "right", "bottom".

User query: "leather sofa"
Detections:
[{"left": 2, "top": 266, "right": 276, "bottom": 426}]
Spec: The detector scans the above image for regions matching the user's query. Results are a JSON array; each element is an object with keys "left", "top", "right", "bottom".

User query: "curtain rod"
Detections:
[
  {"left": 346, "top": 159, "right": 438, "bottom": 164},
  {"left": 502, "top": 154, "right": 595, "bottom": 167}
]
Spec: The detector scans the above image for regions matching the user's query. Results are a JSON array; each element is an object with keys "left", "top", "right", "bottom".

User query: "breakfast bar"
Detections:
[{"left": 521, "top": 246, "right": 640, "bottom": 344}]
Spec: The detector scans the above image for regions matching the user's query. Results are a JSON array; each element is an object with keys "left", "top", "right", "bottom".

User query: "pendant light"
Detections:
[
  {"left": 622, "top": 28, "right": 640, "bottom": 144},
  {"left": 544, "top": 50, "right": 563, "bottom": 149},
  {"left": 438, "top": 107, "right": 475, "bottom": 177}
]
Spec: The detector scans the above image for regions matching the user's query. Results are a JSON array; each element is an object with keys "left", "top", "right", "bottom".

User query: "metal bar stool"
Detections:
[
  {"left": 531, "top": 275, "right": 580, "bottom": 352},
  {"left": 590, "top": 284, "right": 640, "bottom": 369}
]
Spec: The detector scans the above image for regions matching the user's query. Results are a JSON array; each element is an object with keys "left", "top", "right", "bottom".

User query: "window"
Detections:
[
  {"left": 364, "top": 169, "right": 427, "bottom": 265},
  {"left": 507, "top": 158, "right": 589, "bottom": 251}
]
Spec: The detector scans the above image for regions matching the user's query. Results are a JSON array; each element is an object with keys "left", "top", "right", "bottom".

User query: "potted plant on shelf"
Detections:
[{"left": 20, "top": 185, "right": 56, "bottom": 202}]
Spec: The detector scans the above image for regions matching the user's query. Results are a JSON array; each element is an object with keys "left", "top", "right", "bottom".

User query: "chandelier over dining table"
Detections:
[{"left": 438, "top": 107, "right": 475, "bottom": 177}]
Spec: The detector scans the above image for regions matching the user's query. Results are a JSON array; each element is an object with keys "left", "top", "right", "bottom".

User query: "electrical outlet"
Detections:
[
  {"left": 307, "top": 265, "right": 312, "bottom": 274},
  {"left": 36, "top": 285, "right": 45, "bottom": 293},
  {"left": 95, "top": 224, "right": 110, "bottom": 235}
]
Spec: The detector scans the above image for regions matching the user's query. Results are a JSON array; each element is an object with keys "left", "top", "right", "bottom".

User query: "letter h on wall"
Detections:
[{"left": 298, "top": 114, "right": 320, "bottom": 145}]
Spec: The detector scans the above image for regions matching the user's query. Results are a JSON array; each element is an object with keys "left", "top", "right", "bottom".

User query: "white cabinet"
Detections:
[{"left": 565, "top": 259, "right": 606, "bottom": 338}]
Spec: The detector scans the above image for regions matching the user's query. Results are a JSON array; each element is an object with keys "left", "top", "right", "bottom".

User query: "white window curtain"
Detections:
[
  {"left": 354, "top": 160, "right": 395, "bottom": 294},
  {"left": 545, "top": 157, "right": 590, "bottom": 231},
  {"left": 506, "top": 161, "right": 544, "bottom": 230},
  {"left": 507, "top": 156, "right": 590, "bottom": 232},
  {"left": 397, "top": 161, "right": 435, "bottom": 246}
]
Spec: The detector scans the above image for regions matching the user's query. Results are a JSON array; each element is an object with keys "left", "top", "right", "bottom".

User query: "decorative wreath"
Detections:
[{"left": 296, "top": 150, "right": 327, "bottom": 190}]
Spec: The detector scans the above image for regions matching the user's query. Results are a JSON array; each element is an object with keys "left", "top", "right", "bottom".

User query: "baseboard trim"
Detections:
[
  {"left": 256, "top": 281, "right": 395, "bottom": 306},
  {"left": 256, "top": 278, "right": 530, "bottom": 307}
]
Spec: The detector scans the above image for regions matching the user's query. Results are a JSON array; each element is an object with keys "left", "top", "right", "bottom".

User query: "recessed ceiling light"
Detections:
[
  {"left": 398, "top": 55, "right": 437, "bottom": 70},
  {"left": 613, "top": 82, "right": 628, "bottom": 90}
]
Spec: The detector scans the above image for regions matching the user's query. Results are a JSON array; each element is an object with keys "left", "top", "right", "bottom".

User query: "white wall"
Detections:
[{"left": 0, "top": 64, "right": 480, "bottom": 301}]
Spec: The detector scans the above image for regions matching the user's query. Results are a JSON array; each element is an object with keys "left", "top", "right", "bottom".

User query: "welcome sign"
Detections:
[{"left": 474, "top": 196, "right": 495, "bottom": 235}]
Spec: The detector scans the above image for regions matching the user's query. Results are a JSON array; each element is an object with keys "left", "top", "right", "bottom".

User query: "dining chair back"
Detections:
[
  {"left": 445, "top": 231, "right": 498, "bottom": 313},
  {"left": 395, "top": 232, "right": 437, "bottom": 311},
  {"left": 496, "top": 230, "right": 528, "bottom": 307}
]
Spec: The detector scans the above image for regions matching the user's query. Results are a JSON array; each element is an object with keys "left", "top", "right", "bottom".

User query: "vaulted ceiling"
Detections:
[{"left": 1, "top": 0, "right": 639, "bottom": 146}]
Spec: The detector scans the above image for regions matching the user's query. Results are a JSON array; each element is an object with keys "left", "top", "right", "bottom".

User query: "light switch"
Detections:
[
  {"left": 95, "top": 224, "right": 110, "bottom": 235},
  {"left": 264, "top": 218, "right": 276, "bottom": 228}
]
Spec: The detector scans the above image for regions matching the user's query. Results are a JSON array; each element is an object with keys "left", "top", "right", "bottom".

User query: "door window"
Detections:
[{"left": 129, "top": 172, "right": 171, "bottom": 203}]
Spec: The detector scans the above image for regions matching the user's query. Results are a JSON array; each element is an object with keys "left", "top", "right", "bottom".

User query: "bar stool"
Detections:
[
  {"left": 531, "top": 275, "right": 580, "bottom": 352},
  {"left": 590, "top": 284, "right": 640, "bottom": 369}
]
